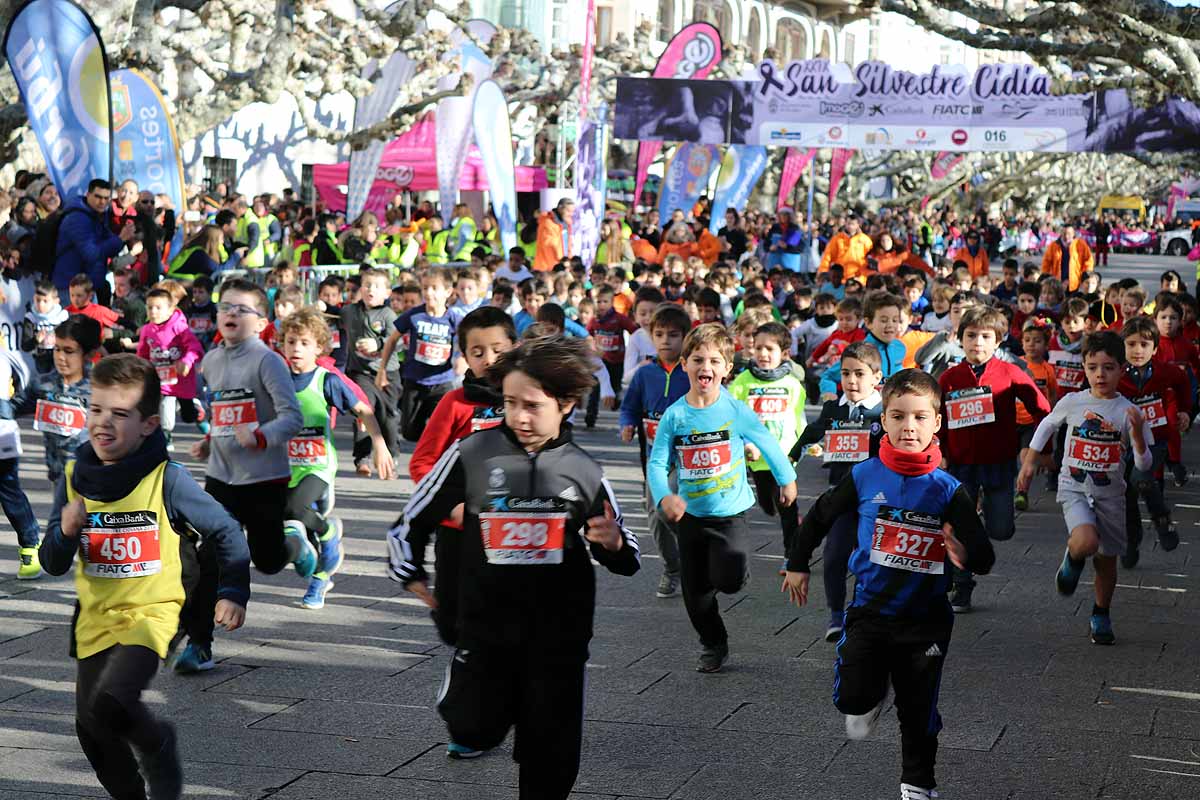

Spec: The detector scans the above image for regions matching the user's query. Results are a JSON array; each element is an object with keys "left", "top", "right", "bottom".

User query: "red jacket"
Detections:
[
  {"left": 1118, "top": 360, "right": 1190, "bottom": 462},
  {"left": 809, "top": 327, "right": 866, "bottom": 367},
  {"left": 1157, "top": 332, "right": 1200, "bottom": 380},
  {"left": 939, "top": 357, "right": 1050, "bottom": 464},
  {"left": 588, "top": 310, "right": 639, "bottom": 364}
]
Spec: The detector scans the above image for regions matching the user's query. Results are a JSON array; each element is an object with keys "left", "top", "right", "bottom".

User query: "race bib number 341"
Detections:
[{"left": 870, "top": 506, "right": 946, "bottom": 575}]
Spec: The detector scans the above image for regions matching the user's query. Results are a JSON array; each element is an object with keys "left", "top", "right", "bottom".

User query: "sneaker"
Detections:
[
  {"left": 1154, "top": 516, "right": 1179, "bottom": 552},
  {"left": 825, "top": 611, "right": 844, "bottom": 643},
  {"left": 355, "top": 460, "right": 372, "bottom": 477},
  {"left": 900, "top": 784, "right": 939, "bottom": 800},
  {"left": 1171, "top": 461, "right": 1189, "bottom": 487},
  {"left": 446, "top": 741, "right": 485, "bottom": 759},
  {"left": 949, "top": 584, "right": 973, "bottom": 614},
  {"left": 1014, "top": 491, "right": 1029, "bottom": 511},
  {"left": 845, "top": 685, "right": 888, "bottom": 740},
  {"left": 1121, "top": 546, "right": 1140, "bottom": 570},
  {"left": 1055, "top": 548, "right": 1083, "bottom": 597},
  {"left": 300, "top": 574, "right": 334, "bottom": 609},
  {"left": 16, "top": 547, "right": 41, "bottom": 580},
  {"left": 319, "top": 518, "right": 345, "bottom": 576},
  {"left": 172, "top": 642, "right": 214, "bottom": 674},
  {"left": 696, "top": 643, "right": 729, "bottom": 674},
  {"left": 138, "top": 722, "right": 182, "bottom": 800},
  {"left": 1089, "top": 613, "right": 1115, "bottom": 645},
  {"left": 655, "top": 572, "right": 679, "bottom": 598},
  {"left": 197, "top": 420, "right": 211, "bottom": 435},
  {"left": 286, "top": 528, "right": 318, "bottom": 579}
]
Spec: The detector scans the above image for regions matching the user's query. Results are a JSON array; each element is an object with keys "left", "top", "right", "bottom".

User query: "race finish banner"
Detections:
[{"left": 615, "top": 58, "right": 1200, "bottom": 153}]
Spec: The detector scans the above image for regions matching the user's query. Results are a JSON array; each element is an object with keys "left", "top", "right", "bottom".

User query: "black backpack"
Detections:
[{"left": 30, "top": 207, "right": 85, "bottom": 280}]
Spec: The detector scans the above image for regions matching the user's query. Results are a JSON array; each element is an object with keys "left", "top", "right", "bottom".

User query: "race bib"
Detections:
[
  {"left": 210, "top": 388, "right": 258, "bottom": 436},
  {"left": 870, "top": 506, "right": 946, "bottom": 575},
  {"left": 946, "top": 386, "right": 995, "bottom": 429},
  {"left": 1134, "top": 394, "right": 1167, "bottom": 429},
  {"left": 414, "top": 335, "right": 452, "bottom": 366},
  {"left": 1052, "top": 354, "right": 1084, "bottom": 390},
  {"left": 595, "top": 332, "right": 622, "bottom": 353},
  {"left": 823, "top": 422, "right": 870, "bottom": 463},
  {"left": 1064, "top": 425, "right": 1121, "bottom": 472},
  {"left": 479, "top": 498, "right": 568, "bottom": 565},
  {"left": 188, "top": 316, "right": 213, "bottom": 334},
  {"left": 34, "top": 398, "right": 86, "bottom": 438},
  {"left": 155, "top": 363, "right": 179, "bottom": 387},
  {"left": 80, "top": 510, "right": 162, "bottom": 579},
  {"left": 749, "top": 388, "right": 790, "bottom": 419},
  {"left": 288, "top": 426, "right": 328, "bottom": 466},
  {"left": 642, "top": 417, "right": 660, "bottom": 443},
  {"left": 330, "top": 327, "right": 341, "bottom": 350},
  {"left": 470, "top": 407, "right": 504, "bottom": 433},
  {"left": 675, "top": 430, "right": 734, "bottom": 480}
]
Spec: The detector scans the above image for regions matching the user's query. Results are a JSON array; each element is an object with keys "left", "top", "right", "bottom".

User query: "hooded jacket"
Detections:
[
  {"left": 52, "top": 195, "right": 126, "bottom": 293},
  {"left": 136, "top": 308, "right": 205, "bottom": 398}
]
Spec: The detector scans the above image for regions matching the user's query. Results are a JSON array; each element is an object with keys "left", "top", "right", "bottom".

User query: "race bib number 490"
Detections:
[
  {"left": 210, "top": 389, "right": 257, "bottom": 436},
  {"left": 479, "top": 498, "right": 568, "bottom": 565},
  {"left": 1065, "top": 425, "right": 1121, "bottom": 472},
  {"left": 80, "top": 510, "right": 162, "bottom": 579},
  {"left": 946, "top": 386, "right": 995, "bottom": 429},
  {"left": 675, "top": 430, "right": 733, "bottom": 480},
  {"left": 34, "top": 398, "right": 86, "bottom": 438},
  {"left": 870, "top": 506, "right": 945, "bottom": 575}
]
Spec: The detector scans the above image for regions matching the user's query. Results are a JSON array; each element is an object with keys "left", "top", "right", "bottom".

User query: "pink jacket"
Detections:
[{"left": 137, "top": 308, "right": 205, "bottom": 399}]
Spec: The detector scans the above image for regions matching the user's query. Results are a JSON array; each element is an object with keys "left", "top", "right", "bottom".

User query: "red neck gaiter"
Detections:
[{"left": 878, "top": 434, "right": 941, "bottom": 476}]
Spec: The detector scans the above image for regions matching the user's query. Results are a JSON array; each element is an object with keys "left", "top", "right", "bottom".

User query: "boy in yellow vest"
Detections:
[{"left": 39, "top": 354, "right": 251, "bottom": 800}]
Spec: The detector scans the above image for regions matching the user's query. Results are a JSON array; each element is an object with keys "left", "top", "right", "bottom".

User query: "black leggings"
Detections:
[
  {"left": 76, "top": 644, "right": 166, "bottom": 800},
  {"left": 284, "top": 473, "right": 333, "bottom": 544},
  {"left": 678, "top": 513, "right": 750, "bottom": 648}
]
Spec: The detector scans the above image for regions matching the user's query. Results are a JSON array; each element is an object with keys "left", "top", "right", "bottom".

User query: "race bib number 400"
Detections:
[
  {"left": 1134, "top": 394, "right": 1167, "bottom": 429},
  {"left": 210, "top": 389, "right": 257, "bottom": 436},
  {"left": 479, "top": 498, "right": 568, "bottom": 565},
  {"left": 34, "top": 398, "right": 86, "bottom": 437},
  {"left": 946, "top": 386, "right": 995, "bottom": 429},
  {"left": 1065, "top": 425, "right": 1121, "bottom": 472},
  {"left": 749, "top": 387, "right": 790, "bottom": 419},
  {"left": 288, "top": 426, "right": 328, "bottom": 466},
  {"left": 823, "top": 423, "right": 870, "bottom": 463},
  {"left": 80, "top": 510, "right": 162, "bottom": 579},
  {"left": 870, "top": 506, "right": 945, "bottom": 575},
  {"left": 675, "top": 430, "right": 733, "bottom": 480}
]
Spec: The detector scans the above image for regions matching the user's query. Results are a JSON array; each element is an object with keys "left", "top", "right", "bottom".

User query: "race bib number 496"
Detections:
[
  {"left": 675, "top": 430, "right": 733, "bottom": 480},
  {"left": 80, "top": 510, "right": 162, "bottom": 579},
  {"left": 870, "top": 506, "right": 945, "bottom": 575}
]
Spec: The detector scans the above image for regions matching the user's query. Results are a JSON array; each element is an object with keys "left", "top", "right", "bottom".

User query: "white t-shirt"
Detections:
[
  {"left": 623, "top": 327, "right": 656, "bottom": 386},
  {"left": 1030, "top": 391, "right": 1153, "bottom": 497},
  {"left": 793, "top": 317, "right": 837, "bottom": 360},
  {"left": 492, "top": 264, "right": 533, "bottom": 285}
]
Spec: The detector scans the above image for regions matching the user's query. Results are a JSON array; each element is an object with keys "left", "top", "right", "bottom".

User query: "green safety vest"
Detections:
[
  {"left": 260, "top": 213, "right": 279, "bottom": 258},
  {"left": 449, "top": 216, "right": 477, "bottom": 260},
  {"left": 168, "top": 243, "right": 227, "bottom": 276},
  {"left": 288, "top": 368, "right": 337, "bottom": 488},
  {"left": 237, "top": 210, "right": 266, "bottom": 267},
  {"left": 426, "top": 229, "right": 450, "bottom": 264},
  {"left": 293, "top": 242, "right": 312, "bottom": 266}
]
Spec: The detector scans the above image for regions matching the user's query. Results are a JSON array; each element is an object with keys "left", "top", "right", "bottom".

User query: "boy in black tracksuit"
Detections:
[
  {"left": 387, "top": 336, "right": 639, "bottom": 799},
  {"left": 783, "top": 369, "right": 994, "bottom": 800}
]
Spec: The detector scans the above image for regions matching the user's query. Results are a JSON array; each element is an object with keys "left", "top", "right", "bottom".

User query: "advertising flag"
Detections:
[
  {"left": 347, "top": 51, "right": 417, "bottom": 220},
  {"left": 658, "top": 143, "right": 720, "bottom": 224},
  {"left": 708, "top": 144, "right": 767, "bottom": 233},
  {"left": 828, "top": 148, "right": 855, "bottom": 204},
  {"left": 472, "top": 80, "right": 518, "bottom": 255},
  {"left": 634, "top": 22, "right": 722, "bottom": 206},
  {"left": 436, "top": 96, "right": 474, "bottom": 218},
  {"left": 3, "top": 0, "right": 112, "bottom": 202},
  {"left": 573, "top": 106, "right": 608, "bottom": 267},
  {"left": 777, "top": 147, "right": 816, "bottom": 209}
]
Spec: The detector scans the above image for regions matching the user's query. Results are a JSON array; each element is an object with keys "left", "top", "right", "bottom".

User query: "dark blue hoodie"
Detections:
[{"left": 52, "top": 194, "right": 125, "bottom": 293}]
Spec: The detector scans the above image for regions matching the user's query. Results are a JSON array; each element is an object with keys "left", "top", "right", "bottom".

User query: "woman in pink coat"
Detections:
[{"left": 136, "top": 286, "right": 207, "bottom": 448}]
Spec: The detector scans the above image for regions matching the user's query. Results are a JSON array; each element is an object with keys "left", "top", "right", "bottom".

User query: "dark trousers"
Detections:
[
  {"left": 75, "top": 644, "right": 166, "bottom": 800},
  {"left": 833, "top": 608, "right": 953, "bottom": 790},
  {"left": 431, "top": 525, "right": 461, "bottom": 646},
  {"left": 439, "top": 644, "right": 586, "bottom": 800},
  {"left": 678, "top": 513, "right": 750, "bottom": 648},
  {"left": 948, "top": 466, "right": 1015, "bottom": 592},
  {"left": 822, "top": 512, "right": 858, "bottom": 613},
  {"left": 751, "top": 470, "right": 799, "bottom": 553},
  {"left": 284, "top": 473, "right": 333, "bottom": 545},
  {"left": 586, "top": 360, "right": 623, "bottom": 424},
  {"left": 0, "top": 457, "right": 39, "bottom": 548},
  {"left": 180, "top": 478, "right": 286, "bottom": 647},
  {"left": 1126, "top": 444, "right": 1170, "bottom": 550},
  {"left": 399, "top": 378, "right": 456, "bottom": 442},
  {"left": 351, "top": 371, "right": 399, "bottom": 462}
]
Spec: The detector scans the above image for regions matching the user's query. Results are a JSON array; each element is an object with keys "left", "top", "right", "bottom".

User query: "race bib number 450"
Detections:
[
  {"left": 479, "top": 498, "right": 568, "bottom": 565},
  {"left": 946, "top": 386, "right": 995, "bottom": 429},
  {"left": 870, "top": 506, "right": 946, "bottom": 575},
  {"left": 675, "top": 430, "right": 733, "bottom": 480},
  {"left": 80, "top": 510, "right": 162, "bottom": 579}
]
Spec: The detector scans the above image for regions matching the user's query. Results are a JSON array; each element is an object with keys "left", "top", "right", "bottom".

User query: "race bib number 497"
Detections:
[
  {"left": 675, "top": 430, "right": 733, "bottom": 480},
  {"left": 210, "top": 389, "right": 257, "bottom": 436},
  {"left": 870, "top": 506, "right": 946, "bottom": 575}
]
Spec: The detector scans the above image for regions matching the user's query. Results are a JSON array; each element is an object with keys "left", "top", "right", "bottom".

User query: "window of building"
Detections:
[
  {"left": 747, "top": 9, "right": 761, "bottom": 62},
  {"left": 776, "top": 19, "right": 805, "bottom": 63},
  {"left": 203, "top": 156, "right": 237, "bottom": 195},
  {"left": 596, "top": 5, "right": 613, "bottom": 47},
  {"left": 300, "top": 164, "right": 315, "bottom": 206},
  {"left": 844, "top": 33, "right": 856, "bottom": 66}
]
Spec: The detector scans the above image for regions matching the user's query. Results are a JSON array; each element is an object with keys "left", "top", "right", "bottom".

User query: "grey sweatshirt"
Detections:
[{"left": 199, "top": 336, "right": 303, "bottom": 484}]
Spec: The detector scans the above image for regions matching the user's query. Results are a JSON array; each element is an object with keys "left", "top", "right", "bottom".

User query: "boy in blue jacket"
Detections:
[
  {"left": 650, "top": 323, "right": 797, "bottom": 674},
  {"left": 819, "top": 291, "right": 907, "bottom": 400},
  {"left": 619, "top": 304, "right": 691, "bottom": 599},
  {"left": 783, "top": 369, "right": 994, "bottom": 800}
]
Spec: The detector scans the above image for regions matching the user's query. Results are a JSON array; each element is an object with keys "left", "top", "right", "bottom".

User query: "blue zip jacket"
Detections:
[
  {"left": 619, "top": 359, "right": 690, "bottom": 469},
  {"left": 53, "top": 195, "right": 126, "bottom": 293},
  {"left": 819, "top": 331, "right": 906, "bottom": 396},
  {"left": 648, "top": 390, "right": 796, "bottom": 518},
  {"left": 788, "top": 457, "right": 994, "bottom": 618}
]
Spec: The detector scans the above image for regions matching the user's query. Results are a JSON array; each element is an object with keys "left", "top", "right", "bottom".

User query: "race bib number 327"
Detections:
[{"left": 870, "top": 506, "right": 946, "bottom": 575}]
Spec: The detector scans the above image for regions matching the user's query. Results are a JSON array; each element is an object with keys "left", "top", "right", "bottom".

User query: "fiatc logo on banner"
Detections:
[{"left": 3, "top": 0, "right": 112, "bottom": 201}]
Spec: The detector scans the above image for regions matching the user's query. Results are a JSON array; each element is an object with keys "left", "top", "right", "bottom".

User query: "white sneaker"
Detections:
[
  {"left": 845, "top": 685, "right": 889, "bottom": 740},
  {"left": 900, "top": 783, "right": 939, "bottom": 799}
]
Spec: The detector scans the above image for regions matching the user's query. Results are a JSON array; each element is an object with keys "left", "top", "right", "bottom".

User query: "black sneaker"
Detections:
[
  {"left": 138, "top": 722, "right": 182, "bottom": 800},
  {"left": 696, "top": 643, "right": 729, "bottom": 673},
  {"left": 1171, "top": 461, "right": 1189, "bottom": 487},
  {"left": 1122, "top": 526, "right": 1143, "bottom": 569},
  {"left": 1155, "top": 515, "right": 1180, "bottom": 552},
  {"left": 949, "top": 585, "right": 973, "bottom": 614}
]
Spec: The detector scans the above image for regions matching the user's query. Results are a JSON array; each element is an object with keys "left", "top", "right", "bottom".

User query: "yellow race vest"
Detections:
[
  {"left": 67, "top": 461, "right": 184, "bottom": 659},
  {"left": 236, "top": 210, "right": 266, "bottom": 267}
]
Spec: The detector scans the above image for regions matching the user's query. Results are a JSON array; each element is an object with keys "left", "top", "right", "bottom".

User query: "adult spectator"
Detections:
[
  {"left": 1092, "top": 214, "right": 1112, "bottom": 267},
  {"left": 952, "top": 229, "right": 989, "bottom": 278},
  {"left": 26, "top": 177, "right": 60, "bottom": 220},
  {"left": 312, "top": 212, "right": 344, "bottom": 265},
  {"left": 1041, "top": 224, "right": 1094, "bottom": 292},
  {"left": 718, "top": 208, "right": 749, "bottom": 262},
  {"left": 231, "top": 194, "right": 265, "bottom": 268},
  {"left": 764, "top": 207, "right": 804, "bottom": 272},
  {"left": 818, "top": 216, "right": 873, "bottom": 279},
  {"left": 110, "top": 179, "right": 139, "bottom": 231},
  {"left": 3, "top": 197, "right": 39, "bottom": 243},
  {"left": 53, "top": 178, "right": 134, "bottom": 305},
  {"left": 169, "top": 225, "right": 237, "bottom": 277},
  {"left": 534, "top": 198, "right": 574, "bottom": 271}
]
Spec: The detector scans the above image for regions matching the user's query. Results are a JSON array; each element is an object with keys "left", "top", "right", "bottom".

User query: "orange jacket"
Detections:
[
  {"left": 875, "top": 249, "right": 932, "bottom": 275},
  {"left": 1040, "top": 238, "right": 1094, "bottom": 292},
  {"left": 696, "top": 229, "right": 722, "bottom": 265},
  {"left": 656, "top": 239, "right": 700, "bottom": 265},
  {"left": 534, "top": 211, "right": 571, "bottom": 271},
  {"left": 819, "top": 232, "right": 873, "bottom": 278},
  {"left": 951, "top": 246, "right": 989, "bottom": 278},
  {"left": 631, "top": 236, "right": 658, "bottom": 262}
]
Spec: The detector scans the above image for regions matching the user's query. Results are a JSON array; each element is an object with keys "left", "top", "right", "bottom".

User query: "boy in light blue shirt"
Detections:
[{"left": 649, "top": 323, "right": 797, "bottom": 674}]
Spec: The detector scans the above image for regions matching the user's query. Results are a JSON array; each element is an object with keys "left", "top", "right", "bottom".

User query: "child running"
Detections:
[
  {"left": 281, "top": 308, "right": 396, "bottom": 609},
  {"left": 39, "top": 354, "right": 250, "bottom": 800},
  {"left": 649, "top": 323, "right": 798, "bottom": 673},
  {"left": 34, "top": 316, "right": 101, "bottom": 485},
  {"left": 136, "top": 287, "right": 206, "bottom": 450},
  {"left": 387, "top": 335, "right": 640, "bottom": 799},
  {"left": 1017, "top": 331, "right": 1154, "bottom": 645},
  {"left": 783, "top": 369, "right": 994, "bottom": 800},
  {"left": 1014, "top": 317, "right": 1059, "bottom": 510}
]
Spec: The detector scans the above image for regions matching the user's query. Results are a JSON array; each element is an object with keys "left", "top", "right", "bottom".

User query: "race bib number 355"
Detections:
[
  {"left": 823, "top": 423, "right": 869, "bottom": 463},
  {"left": 870, "top": 506, "right": 945, "bottom": 575},
  {"left": 675, "top": 430, "right": 733, "bottom": 480}
]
